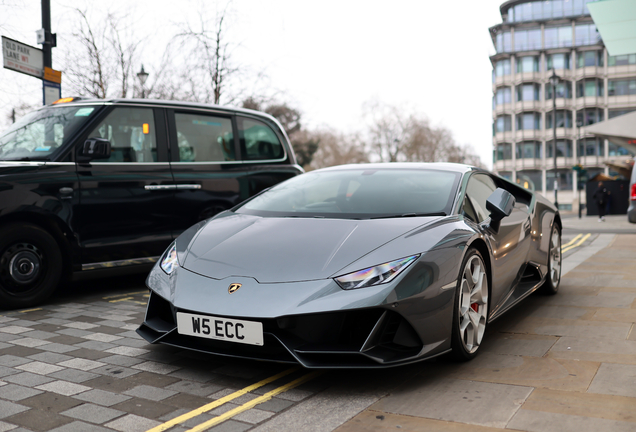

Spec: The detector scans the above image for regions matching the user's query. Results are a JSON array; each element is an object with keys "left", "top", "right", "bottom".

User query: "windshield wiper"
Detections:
[{"left": 370, "top": 212, "right": 446, "bottom": 220}]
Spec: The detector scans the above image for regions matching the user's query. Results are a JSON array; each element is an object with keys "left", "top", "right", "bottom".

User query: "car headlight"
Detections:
[
  {"left": 160, "top": 243, "right": 179, "bottom": 275},
  {"left": 335, "top": 254, "right": 419, "bottom": 290}
]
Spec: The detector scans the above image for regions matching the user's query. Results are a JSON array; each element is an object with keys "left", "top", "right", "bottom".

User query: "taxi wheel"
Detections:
[{"left": 0, "top": 223, "right": 63, "bottom": 309}]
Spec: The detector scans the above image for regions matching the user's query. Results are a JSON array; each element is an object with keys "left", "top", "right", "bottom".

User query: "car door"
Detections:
[
  {"left": 167, "top": 108, "right": 248, "bottom": 236},
  {"left": 236, "top": 115, "right": 302, "bottom": 198},
  {"left": 75, "top": 105, "right": 174, "bottom": 267},
  {"left": 463, "top": 173, "right": 532, "bottom": 310}
]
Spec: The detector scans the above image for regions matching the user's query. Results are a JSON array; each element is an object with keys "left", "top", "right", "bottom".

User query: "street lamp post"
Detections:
[
  {"left": 577, "top": 120, "right": 583, "bottom": 219},
  {"left": 137, "top": 65, "right": 149, "bottom": 98},
  {"left": 550, "top": 70, "right": 560, "bottom": 210}
]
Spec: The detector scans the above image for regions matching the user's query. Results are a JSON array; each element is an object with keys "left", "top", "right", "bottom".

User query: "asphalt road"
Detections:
[{"left": 1, "top": 229, "right": 635, "bottom": 432}]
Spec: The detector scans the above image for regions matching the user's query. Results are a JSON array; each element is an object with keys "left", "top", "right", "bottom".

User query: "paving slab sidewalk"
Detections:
[{"left": 336, "top": 234, "right": 636, "bottom": 432}]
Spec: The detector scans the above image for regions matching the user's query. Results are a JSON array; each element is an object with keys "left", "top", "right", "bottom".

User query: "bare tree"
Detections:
[
  {"left": 308, "top": 130, "right": 368, "bottom": 170},
  {"left": 62, "top": 8, "right": 143, "bottom": 99},
  {"left": 156, "top": 2, "right": 240, "bottom": 104},
  {"left": 363, "top": 100, "right": 483, "bottom": 166}
]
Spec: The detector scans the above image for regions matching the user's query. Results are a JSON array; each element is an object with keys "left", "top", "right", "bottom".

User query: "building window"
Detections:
[
  {"left": 575, "top": 23, "right": 601, "bottom": 46},
  {"left": 608, "top": 109, "right": 636, "bottom": 119},
  {"left": 547, "top": 140, "right": 573, "bottom": 158},
  {"left": 546, "top": 169, "right": 573, "bottom": 191},
  {"left": 496, "top": 115, "right": 512, "bottom": 133},
  {"left": 498, "top": 171, "right": 512, "bottom": 180},
  {"left": 576, "top": 79, "right": 603, "bottom": 97},
  {"left": 577, "top": 51, "right": 603, "bottom": 68},
  {"left": 545, "top": 26, "right": 573, "bottom": 49},
  {"left": 516, "top": 170, "right": 542, "bottom": 191},
  {"left": 608, "top": 79, "right": 636, "bottom": 96},
  {"left": 496, "top": 143, "right": 512, "bottom": 160},
  {"left": 516, "top": 112, "right": 541, "bottom": 131},
  {"left": 517, "top": 56, "right": 539, "bottom": 73},
  {"left": 608, "top": 143, "right": 635, "bottom": 157},
  {"left": 608, "top": 54, "right": 636, "bottom": 66},
  {"left": 576, "top": 108, "right": 604, "bottom": 126},
  {"left": 514, "top": 28, "right": 542, "bottom": 51},
  {"left": 578, "top": 138, "right": 604, "bottom": 157},
  {"left": 516, "top": 141, "right": 542, "bottom": 159},
  {"left": 510, "top": 0, "right": 596, "bottom": 23},
  {"left": 496, "top": 32, "right": 512, "bottom": 53},
  {"left": 495, "top": 87, "right": 512, "bottom": 105},
  {"left": 546, "top": 53, "right": 570, "bottom": 70},
  {"left": 495, "top": 59, "right": 511, "bottom": 76},
  {"left": 546, "top": 81, "right": 572, "bottom": 99},
  {"left": 516, "top": 83, "right": 540, "bottom": 102},
  {"left": 546, "top": 110, "right": 573, "bottom": 128}
]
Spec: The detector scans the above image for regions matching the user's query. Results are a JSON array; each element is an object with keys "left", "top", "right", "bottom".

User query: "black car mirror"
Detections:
[
  {"left": 486, "top": 188, "right": 515, "bottom": 232},
  {"left": 78, "top": 138, "right": 111, "bottom": 162}
]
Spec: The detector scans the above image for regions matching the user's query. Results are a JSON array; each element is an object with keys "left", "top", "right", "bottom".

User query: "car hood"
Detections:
[{"left": 181, "top": 213, "right": 442, "bottom": 283}]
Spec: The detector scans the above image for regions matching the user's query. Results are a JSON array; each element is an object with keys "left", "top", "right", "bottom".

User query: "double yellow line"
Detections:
[
  {"left": 146, "top": 367, "right": 322, "bottom": 432},
  {"left": 561, "top": 233, "right": 591, "bottom": 253}
]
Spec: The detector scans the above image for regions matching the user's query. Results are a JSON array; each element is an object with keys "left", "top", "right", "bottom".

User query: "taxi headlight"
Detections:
[
  {"left": 160, "top": 243, "right": 179, "bottom": 275},
  {"left": 334, "top": 255, "right": 419, "bottom": 290}
]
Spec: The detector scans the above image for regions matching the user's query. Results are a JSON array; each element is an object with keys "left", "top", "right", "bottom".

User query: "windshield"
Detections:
[
  {"left": 236, "top": 168, "right": 461, "bottom": 219},
  {"left": 0, "top": 105, "right": 98, "bottom": 160}
]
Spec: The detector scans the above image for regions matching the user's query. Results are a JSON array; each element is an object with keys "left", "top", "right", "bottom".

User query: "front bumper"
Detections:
[
  {"left": 137, "top": 264, "right": 453, "bottom": 368},
  {"left": 138, "top": 290, "right": 436, "bottom": 368}
]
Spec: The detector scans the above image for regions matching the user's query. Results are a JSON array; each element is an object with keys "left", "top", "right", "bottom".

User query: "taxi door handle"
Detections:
[{"left": 145, "top": 185, "right": 176, "bottom": 191}]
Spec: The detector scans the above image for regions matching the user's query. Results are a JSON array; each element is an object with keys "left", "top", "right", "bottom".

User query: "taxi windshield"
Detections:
[{"left": 0, "top": 105, "right": 98, "bottom": 161}]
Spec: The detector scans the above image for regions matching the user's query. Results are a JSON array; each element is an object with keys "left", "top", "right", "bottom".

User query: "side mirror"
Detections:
[
  {"left": 78, "top": 138, "right": 111, "bottom": 162},
  {"left": 486, "top": 188, "right": 515, "bottom": 232}
]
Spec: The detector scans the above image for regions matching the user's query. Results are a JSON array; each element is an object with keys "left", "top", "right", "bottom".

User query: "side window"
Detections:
[
  {"left": 462, "top": 195, "right": 479, "bottom": 222},
  {"left": 237, "top": 117, "right": 284, "bottom": 160},
  {"left": 465, "top": 174, "right": 497, "bottom": 222},
  {"left": 174, "top": 113, "right": 234, "bottom": 162},
  {"left": 87, "top": 108, "right": 157, "bottom": 162}
]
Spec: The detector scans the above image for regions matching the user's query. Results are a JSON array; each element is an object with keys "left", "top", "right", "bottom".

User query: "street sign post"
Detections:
[
  {"left": 573, "top": 164, "right": 588, "bottom": 218},
  {"left": 2, "top": 36, "right": 44, "bottom": 79},
  {"left": 43, "top": 80, "right": 60, "bottom": 105}
]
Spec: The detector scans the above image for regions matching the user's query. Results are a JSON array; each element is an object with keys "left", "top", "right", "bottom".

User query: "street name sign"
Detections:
[{"left": 2, "top": 36, "right": 44, "bottom": 79}]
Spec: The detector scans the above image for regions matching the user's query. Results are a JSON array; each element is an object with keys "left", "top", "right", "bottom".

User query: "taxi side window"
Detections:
[
  {"left": 237, "top": 117, "right": 284, "bottom": 160},
  {"left": 87, "top": 108, "right": 157, "bottom": 163},
  {"left": 465, "top": 174, "right": 498, "bottom": 222},
  {"left": 174, "top": 113, "right": 235, "bottom": 162}
]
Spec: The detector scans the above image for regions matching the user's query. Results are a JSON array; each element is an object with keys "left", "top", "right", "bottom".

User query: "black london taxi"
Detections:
[{"left": 0, "top": 98, "right": 303, "bottom": 309}]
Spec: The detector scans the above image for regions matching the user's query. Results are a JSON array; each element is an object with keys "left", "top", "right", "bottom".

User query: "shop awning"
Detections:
[{"left": 584, "top": 111, "right": 636, "bottom": 154}]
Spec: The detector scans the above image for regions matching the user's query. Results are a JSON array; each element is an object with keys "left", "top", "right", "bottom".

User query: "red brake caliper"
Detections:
[{"left": 470, "top": 303, "right": 479, "bottom": 312}]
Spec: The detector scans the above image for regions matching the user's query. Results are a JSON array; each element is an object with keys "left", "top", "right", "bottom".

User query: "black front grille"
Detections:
[{"left": 140, "top": 296, "right": 426, "bottom": 367}]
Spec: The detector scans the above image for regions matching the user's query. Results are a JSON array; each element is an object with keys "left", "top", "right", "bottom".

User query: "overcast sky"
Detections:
[{"left": 0, "top": 0, "right": 506, "bottom": 167}]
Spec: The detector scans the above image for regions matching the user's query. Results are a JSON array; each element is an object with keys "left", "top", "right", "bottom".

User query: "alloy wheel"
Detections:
[
  {"left": 458, "top": 254, "right": 488, "bottom": 354},
  {"left": 549, "top": 229, "right": 561, "bottom": 287}
]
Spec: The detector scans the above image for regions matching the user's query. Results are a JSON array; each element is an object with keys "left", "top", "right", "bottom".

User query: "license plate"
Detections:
[{"left": 176, "top": 312, "right": 263, "bottom": 346}]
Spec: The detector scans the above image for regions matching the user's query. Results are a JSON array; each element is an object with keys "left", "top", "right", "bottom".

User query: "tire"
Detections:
[
  {"left": 538, "top": 224, "right": 561, "bottom": 295},
  {"left": 0, "top": 223, "right": 63, "bottom": 309},
  {"left": 450, "top": 248, "right": 489, "bottom": 361}
]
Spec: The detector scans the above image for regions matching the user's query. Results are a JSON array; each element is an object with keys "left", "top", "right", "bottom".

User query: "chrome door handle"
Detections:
[
  {"left": 145, "top": 185, "right": 176, "bottom": 190},
  {"left": 144, "top": 184, "right": 201, "bottom": 191},
  {"left": 59, "top": 187, "right": 74, "bottom": 199}
]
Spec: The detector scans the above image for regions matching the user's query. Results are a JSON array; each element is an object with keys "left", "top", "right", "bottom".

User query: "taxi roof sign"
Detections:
[{"left": 52, "top": 97, "right": 76, "bottom": 104}]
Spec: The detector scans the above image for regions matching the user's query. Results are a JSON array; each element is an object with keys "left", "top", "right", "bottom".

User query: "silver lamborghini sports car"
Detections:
[{"left": 137, "top": 163, "right": 562, "bottom": 368}]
